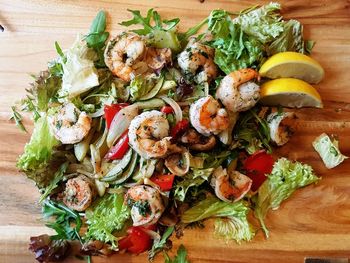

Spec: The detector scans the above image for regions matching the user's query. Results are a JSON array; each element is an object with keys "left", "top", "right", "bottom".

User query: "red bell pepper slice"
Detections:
[
  {"left": 161, "top": 106, "right": 174, "bottom": 114},
  {"left": 150, "top": 174, "right": 175, "bottom": 191},
  {"left": 104, "top": 103, "right": 129, "bottom": 129},
  {"left": 118, "top": 226, "right": 154, "bottom": 254},
  {"left": 243, "top": 150, "right": 274, "bottom": 192},
  {"left": 171, "top": 119, "right": 189, "bottom": 138},
  {"left": 104, "top": 130, "right": 129, "bottom": 160}
]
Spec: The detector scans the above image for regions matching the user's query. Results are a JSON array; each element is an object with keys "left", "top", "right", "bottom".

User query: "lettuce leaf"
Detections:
[
  {"left": 173, "top": 168, "right": 213, "bottom": 202},
  {"left": 266, "top": 19, "right": 310, "bottom": 56},
  {"left": 254, "top": 158, "right": 319, "bottom": 237},
  {"left": 182, "top": 196, "right": 254, "bottom": 243},
  {"left": 84, "top": 193, "right": 130, "bottom": 249},
  {"left": 312, "top": 133, "right": 348, "bottom": 169},
  {"left": 214, "top": 216, "right": 254, "bottom": 243},
  {"left": 207, "top": 3, "right": 314, "bottom": 73},
  {"left": 233, "top": 2, "right": 284, "bottom": 44},
  {"left": 17, "top": 115, "right": 62, "bottom": 188},
  {"left": 182, "top": 196, "right": 248, "bottom": 223},
  {"left": 208, "top": 10, "right": 264, "bottom": 73},
  {"left": 60, "top": 35, "right": 99, "bottom": 98}
]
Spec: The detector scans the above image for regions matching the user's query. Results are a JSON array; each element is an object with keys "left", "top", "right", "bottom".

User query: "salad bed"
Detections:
[{"left": 11, "top": 2, "right": 346, "bottom": 262}]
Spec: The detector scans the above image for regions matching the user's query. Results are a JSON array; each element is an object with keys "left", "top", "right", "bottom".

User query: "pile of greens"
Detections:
[{"left": 12, "top": 3, "right": 320, "bottom": 263}]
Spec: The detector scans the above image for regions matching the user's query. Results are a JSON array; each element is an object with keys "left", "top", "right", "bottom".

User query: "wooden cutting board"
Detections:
[{"left": 0, "top": 0, "right": 350, "bottom": 262}]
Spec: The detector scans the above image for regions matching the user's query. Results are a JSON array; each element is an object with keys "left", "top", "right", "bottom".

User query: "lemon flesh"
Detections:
[
  {"left": 260, "top": 78, "right": 323, "bottom": 108},
  {"left": 259, "top": 52, "right": 325, "bottom": 84}
]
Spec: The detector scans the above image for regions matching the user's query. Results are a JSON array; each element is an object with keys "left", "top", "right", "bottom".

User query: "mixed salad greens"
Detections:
[{"left": 13, "top": 3, "right": 333, "bottom": 262}]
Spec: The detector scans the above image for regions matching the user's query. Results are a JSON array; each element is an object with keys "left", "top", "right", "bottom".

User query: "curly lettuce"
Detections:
[
  {"left": 182, "top": 196, "right": 254, "bottom": 243},
  {"left": 17, "top": 115, "right": 62, "bottom": 188},
  {"left": 84, "top": 193, "right": 130, "bottom": 249},
  {"left": 173, "top": 168, "right": 213, "bottom": 202},
  {"left": 254, "top": 158, "right": 319, "bottom": 237},
  {"left": 207, "top": 3, "right": 314, "bottom": 73}
]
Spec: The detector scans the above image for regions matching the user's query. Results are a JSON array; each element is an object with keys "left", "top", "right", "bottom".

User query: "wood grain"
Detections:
[{"left": 0, "top": 0, "right": 350, "bottom": 262}]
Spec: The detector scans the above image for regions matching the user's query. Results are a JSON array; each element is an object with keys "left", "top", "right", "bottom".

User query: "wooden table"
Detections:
[{"left": 0, "top": 0, "right": 350, "bottom": 262}]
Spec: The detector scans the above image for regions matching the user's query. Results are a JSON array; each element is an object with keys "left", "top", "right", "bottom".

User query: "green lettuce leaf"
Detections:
[
  {"left": 254, "top": 158, "right": 319, "bottom": 237},
  {"left": 233, "top": 2, "right": 284, "bottom": 44},
  {"left": 312, "top": 133, "right": 348, "bottom": 169},
  {"left": 17, "top": 115, "right": 62, "bottom": 187},
  {"left": 208, "top": 10, "right": 264, "bottom": 73},
  {"left": 207, "top": 3, "right": 314, "bottom": 73},
  {"left": 173, "top": 168, "right": 213, "bottom": 202},
  {"left": 60, "top": 35, "right": 99, "bottom": 98},
  {"left": 21, "top": 71, "right": 62, "bottom": 116},
  {"left": 182, "top": 196, "right": 254, "bottom": 243},
  {"left": 214, "top": 216, "right": 254, "bottom": 243},
  {"left": 84, "top": 193, "right": 130, "bottom": 249},
  {"left": 266, "top": 19, "right": 307, "bottom": 56},
  {"left": 182, "top": 196, "right": 248, "bottom": 223}
]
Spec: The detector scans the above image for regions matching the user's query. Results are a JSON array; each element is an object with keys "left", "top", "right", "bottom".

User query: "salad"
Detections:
[{"left": 13, "top": 2, "right": 338, "bottom": 262}]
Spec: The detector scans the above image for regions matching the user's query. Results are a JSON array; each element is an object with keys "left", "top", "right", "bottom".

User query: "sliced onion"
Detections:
[
  {"left": 90, "top": 144, "right": 101, "bottom": 175},
  {"left": 106, "top": 104, "right": 138, "bottom": 147},
  {"left": 95, "top": 125, "right": 108, "bottom": 150},
  {"left": 95, "top": 179, "right": 107, "bottom": 197},
  {"left": 160, "top": 96, "right": 182, "bottom": 123}
]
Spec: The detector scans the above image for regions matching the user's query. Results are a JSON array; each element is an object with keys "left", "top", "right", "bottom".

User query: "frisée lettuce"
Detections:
[{"left": 254, "top": 158, "right": 319, "bottom": 237}]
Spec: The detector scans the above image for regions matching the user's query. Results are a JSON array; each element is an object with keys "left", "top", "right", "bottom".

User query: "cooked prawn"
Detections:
[
  {"left": 104, "top": 32, "right": 147, "bottom": 82},
  {"left": 179, "top": 128, "right": 216, "bottom": 151},
  {"left": 125, "top": 185, "right": 165, "bottom": 226},
  {"left": 177, "top": 38, "right": 218, "bottom": 83},
  {"left": 49, "top": 102, "right": 91, "bottom": 144},
  {"left": 267, "top": 111, "right": 296, "bottom": 146},
  {"left": 216, "top": 68, "right": 260, "bottom": 112},
  {"left": 128, "top": 110, "right": 182, "bottom": 159},
  {"left": 63, "top": 175, "right": 96, "bottom": 211},
  {"left": 189, "top": 95, "right": 229, "bottom": 136},
  {"left": 145, "top": 47, "right": 172, "bottom": 70},
  {"left": 211, "top": 166, "right": 252, "bottom": 203}
]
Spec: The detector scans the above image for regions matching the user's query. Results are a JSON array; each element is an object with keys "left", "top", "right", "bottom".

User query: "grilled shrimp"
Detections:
[
  {"left": 267, "top": 112, "right": 296, "bottom": 146},
  {"left": 105, "top": 32, "right": 147, "bottom": 82},
  {"left": 63, "top": 175, "right": 96, "bottom": 211},
  {"left": 189, "top": 95, "right": 229, "bottom": 136},
  {"left": 125, "top": 185, "right": 165, "bottom": 226},
  {"left": 179, "top": 128, "right": 216, "bottom": 151},
  {"left": 128, "top": 110, "right": 182, "bottom": 159},
  {"left": 211, "top": 166, "right": 252, "bottom": 203},
  {"left": 216, "top": 68, "right": 260, "bottom": 112},
  {"left": 145, "top": 47, "right": 172, "bottom": 70},
  {"left": 177, "top": 38, "right": 218, "bottom": 83},
  {"left": 49, "top": 102, "right": 91, "bottom": 144}
]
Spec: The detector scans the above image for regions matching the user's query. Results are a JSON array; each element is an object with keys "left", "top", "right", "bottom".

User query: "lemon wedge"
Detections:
[
  {"left": 260, "top": 78, "right": 323, "bottom": 108},
  {"left": 259, "top": 52, "right": 325, "bottom": 84}
]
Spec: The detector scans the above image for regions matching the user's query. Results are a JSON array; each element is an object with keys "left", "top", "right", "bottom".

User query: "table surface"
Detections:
[{"left": 1, "top": 0, "right": 350, "bottom": 262}]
